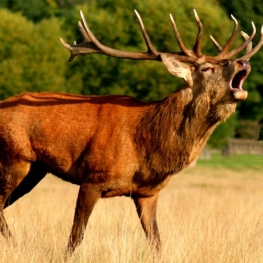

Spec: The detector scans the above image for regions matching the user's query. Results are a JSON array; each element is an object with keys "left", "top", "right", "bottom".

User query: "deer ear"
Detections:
[{"left": 161, "top": 54, "right": 193, "bottom": 87}]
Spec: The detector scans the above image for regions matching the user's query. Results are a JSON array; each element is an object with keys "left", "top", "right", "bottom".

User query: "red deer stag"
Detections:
[{"left": 0, "top": 9, "right": 262, "bottom": 259}]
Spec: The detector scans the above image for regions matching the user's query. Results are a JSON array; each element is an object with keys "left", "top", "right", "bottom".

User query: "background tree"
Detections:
[
  {"left": 0, "top": 0, "right": 85, "bottom": 22},
  {"left": 0, "top": 9, "right": 70, "bottom": 98}
]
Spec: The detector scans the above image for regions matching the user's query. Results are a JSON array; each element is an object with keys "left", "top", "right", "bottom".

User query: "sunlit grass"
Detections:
[{"left": 1, "top": 155, "right": 263, "bottom": 262}]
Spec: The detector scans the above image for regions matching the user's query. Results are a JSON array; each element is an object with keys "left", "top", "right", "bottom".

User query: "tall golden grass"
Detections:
[{"left": 1, "top": 166, "right": 263, "bottom": 263}]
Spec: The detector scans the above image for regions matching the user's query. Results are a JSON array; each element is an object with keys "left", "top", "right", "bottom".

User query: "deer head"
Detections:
[{"left": 61, "top": 10, "right": 263, "bottom": 103}]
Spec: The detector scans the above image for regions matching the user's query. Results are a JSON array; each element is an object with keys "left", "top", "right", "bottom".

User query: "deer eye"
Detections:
[{"left": 201, "top": 67, "right": 214, "bottom": 73}]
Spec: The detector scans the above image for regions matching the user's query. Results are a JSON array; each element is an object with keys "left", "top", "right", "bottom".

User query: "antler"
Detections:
[
  {"left": 60, "top": 10, "right": 207, "bottom": 64},
  {"left": 169, "top": 9, "right": 204, "bottom": 59},
  {"left": 61, "top": 10, "right": 263, "bottom": 64},
  {"left": 239, "top": 26, "right": 263, "bottom": 60},
  {"left": 210, "top": 15, "right": 239, "bottom": 56},
  {"left": 210, "top": 16, "right": 263, "bottom": 60},
  {"left": 60, "top": 10, "right": 161, "bottom": 62}
]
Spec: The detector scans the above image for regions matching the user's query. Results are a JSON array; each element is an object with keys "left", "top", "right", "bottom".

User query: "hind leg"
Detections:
[
  {"left": 0, "top": 160, "right": 31, "bottom": 240},
  {"left": 4, "top": 162, "right": 47, "bottom": 209}
]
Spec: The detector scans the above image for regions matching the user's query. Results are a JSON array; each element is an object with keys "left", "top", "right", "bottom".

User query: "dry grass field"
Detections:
[{"left": 1, "top": 154, "right": 263, "bottom": 263}]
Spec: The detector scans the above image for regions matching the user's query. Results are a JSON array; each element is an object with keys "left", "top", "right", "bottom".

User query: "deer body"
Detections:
[
  {"left": 0, "top": 8, "right": 262, "bottom": 260},
  {"left": 0, "top": 89, "right": 208, "bottom": 195},
  {"left": 1, "top": 78, "right": 234, "bottom": 195}
]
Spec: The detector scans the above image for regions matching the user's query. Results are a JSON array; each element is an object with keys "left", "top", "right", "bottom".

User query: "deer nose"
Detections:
[{"left": 236, "top": 60, "right": 250, "bottom": 70}]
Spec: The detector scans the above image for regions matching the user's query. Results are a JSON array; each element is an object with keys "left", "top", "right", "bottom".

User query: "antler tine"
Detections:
[
  {"left": 60, "top": 18, "right": 103, "bottom": 62},
  {"left": 79, "top": 10, "right": 117, "bottom": 57},
  {"left": 193, "top": 9, "right": 203, "bottom": 57},
  {"left": 224, "top": 21, "right": 256, "bottom": 58},
  {"left": 134, "top": 10, "right": 159, "bottom": 56},
  {"left": 240, "top": 31, "right": 252, "bottom": 55},
  {"left": 218, "top": 15, "right": 239, "bottom": 57},
  {"left": 210, "top": 35, "right": 223, "bottom": 52},
  {"left": 169, "top": 14, "right": 194, "bottom": 57},
  {"left": 239, "top": 25, "right": 263, "bottom": 61},
  {"left": 60, "top": 36, "right": 100, "bottom": 62},
  {"left": 209, "top": 15, "right": 238, "bottom": 54},
  {"left": 78, "top": 20, "right": 91, "bottom": 42}
]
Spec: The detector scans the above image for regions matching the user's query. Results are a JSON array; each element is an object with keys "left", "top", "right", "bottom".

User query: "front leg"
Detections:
[
  {"left": 133, "top": 194, "right": 161, "bottom": 254},
  {"left": 65, "top": 183, "right": 101, "bottom": 260}
]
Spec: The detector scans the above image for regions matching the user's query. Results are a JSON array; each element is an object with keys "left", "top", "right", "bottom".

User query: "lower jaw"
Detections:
[{"left": 232, "top": 90, "right": 248, "bottom": 100}]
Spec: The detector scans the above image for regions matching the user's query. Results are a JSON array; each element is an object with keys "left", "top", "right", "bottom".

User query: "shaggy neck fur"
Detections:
[{"left": 134, "top": 86, "right": 236, "bottom": 183}]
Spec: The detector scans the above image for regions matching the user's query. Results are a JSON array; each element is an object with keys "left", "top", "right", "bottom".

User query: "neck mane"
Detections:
[{"left": 134, "top": 87, "right": 236, "bottom": 181}]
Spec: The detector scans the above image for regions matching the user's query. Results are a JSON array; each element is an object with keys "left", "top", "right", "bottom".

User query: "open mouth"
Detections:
[
  {"left": 230, "top": 69, "right": 250, "bottom": 100},
  {"left": 231, "top": 70, "right": 248, "bottom": 90}
]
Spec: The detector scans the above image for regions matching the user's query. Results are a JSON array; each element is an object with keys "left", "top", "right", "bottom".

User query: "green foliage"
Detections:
[
  {"left": 0, "top": 9, "right": 69, "bottom": 99},
  {"left": 0, "top": 0, "right": 85, "bottom": 22},
  {"left": 258, "top": 128, "right": 263, "bottom": 141},
  {"left": 208, "top": 113, "right": 238, "bottom": 148},
  {"left": 235, "top": 120, "right": 261, "bottom": 140}
]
